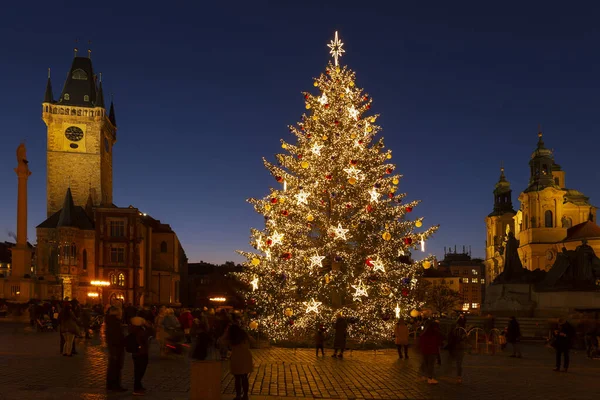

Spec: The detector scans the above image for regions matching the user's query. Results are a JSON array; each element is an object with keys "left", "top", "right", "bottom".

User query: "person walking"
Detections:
[
  {"left": 129, "top": 316, "right": 155, "bottom": 396},
  {"left": 418, "top": 320, "right": 443, "bottom": 384},
  {"left": 178, "top": 308, "right": 194, "bottom": 344},
  {"left": 553, "top": 318, "right": 575, "bottom": 372},
  {"left": 227, "top": 324, "right": 253, "bottom": 400},
  {"left": 394, "top": 320, "right": 410, "bottom": 359},
  {"left": 445, "top": 322, "right": 468, "bottom": 384},
  {"left": 507, "top": 316, "right": 522, "bottom": 358},
  {"left": 106, "top": 307, "right": 127, "bottom": 392},
  {"left": 60, "top": 305, "right": 80, "bottom": 357},
  {"left": 315, "top": 325, "right": 326, "bottom": 357},
  {"left": 154, "top": 307, "right": 167, "bottom": 357},
  {"left": 332, "top": 314, "right": 348, "bottom": 358}
]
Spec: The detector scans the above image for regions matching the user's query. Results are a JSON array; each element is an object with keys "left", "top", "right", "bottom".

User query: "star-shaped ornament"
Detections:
[
  {"left": 343, "top": 166, "right": 363, "bottom": 181},
  {"left": 395, "top": 303, "right": 401, "bottom": 319},
  {"left": 318, "top": 93, "right": 328, "bottom": 105},
  {"left": 330, "top": 223, "right": 349, "bottom": 241},
  {"left": 311, "top": 143, "right": 324, "bottom": 156},
  {"left": 269, "top": 231, "right": 284, "bottom": 246},
  {"left": 295, "top": 191, "right": 310, "bottom": 205},
  {"left": 348, "top": 106, "right": 359, "bottom": 120},
  {"left": 371, "top": 256, "right": 385, "bottom": 273},
  {"left": 369, "top": 188, "right": 380, "bottom": 203},
  {"left": 327, "top": 31, "right": 345, "bottom": 66},
  {"left": 264, "top": 249, "right": 271, "bottom": 260},
  {"left": 352, "top": 280, "right": 368, "bottom": 300},
  {"left": 255, "top": 236, "right": 264, "bottom": 251},
  {"left": 309, "top": 253, "right": 326, "bottom": 269},
  {"left": 303, "top": 298, "right": 322, "bottom": 314},
  {"left": 250, "top": 277, "right": 259, "bottom": 292}
]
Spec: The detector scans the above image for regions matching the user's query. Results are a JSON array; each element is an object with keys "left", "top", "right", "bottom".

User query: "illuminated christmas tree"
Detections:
[{"left": 238, "top": 32, "right": 438, "bottom": 342}]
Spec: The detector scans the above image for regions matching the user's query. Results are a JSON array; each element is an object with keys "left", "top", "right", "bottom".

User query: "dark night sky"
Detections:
[{"left": 1, "top": 1, "right": 600, "bottom": 264}]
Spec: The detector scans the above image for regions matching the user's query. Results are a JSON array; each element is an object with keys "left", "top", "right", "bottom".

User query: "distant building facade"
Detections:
[
  {"left": 184, "top": 262, "right": 245, "bottom": 308},
  {"left": 484, "top": 130, "right": 598, "bottom": 283}
]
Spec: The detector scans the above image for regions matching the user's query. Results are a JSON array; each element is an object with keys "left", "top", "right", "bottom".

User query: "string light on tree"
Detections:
[
  {"left": 250, "top": 277, "right": 259, "bottom": 292},
  {"left": 395, "top": 303, "right": 401, "bottom": 319}
]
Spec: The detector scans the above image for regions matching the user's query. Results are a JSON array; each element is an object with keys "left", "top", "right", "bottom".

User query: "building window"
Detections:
[
  {"left": 472, "top": 303, "right": 479, "bottom": 308},
  {"left": 160, "top": 241, "right": 168, "bottom": 253},
  {"left": 72, "top": 69, "right": 88, "bottom": 80},
  {"left": 84, "top": 95, "right": 89, "bottom": 102},
  {"left": 472, "top": 278, "right": 479, "bottom": 284},
  {"left": 472, "top": 269, "right": 478, "bottom": 275},
  {"left": 82, "top": 249, "right": 87, "bottom": 271},
  {"left": 463, "top": 278, "right": 469, "bottom": 283},
  {"left": 110, "top": 220, "right": 125, "bottom": 237},
  {"left": 118, "top": 273, "right": 125, "bottom": 287},
  {"left": 481, "top": 279, "right": 486, "bottom": 284},
  {"left": 64, "top": 93, "right": 70, "bottom": 100},
  {"left": 462, "top": 303, "right": 469, "bottom": 311},
  {"left": 109, "top": 273, "right": 117, "bottom": 285},
  {"left": 545, "top": 210, "right": 553, "bottom": 228},
  {"left": 542, "top": 164, "right": 548, "bottom": 175},
  {"left": 110, "top": 247, "right": 125, "bottom": 263}
]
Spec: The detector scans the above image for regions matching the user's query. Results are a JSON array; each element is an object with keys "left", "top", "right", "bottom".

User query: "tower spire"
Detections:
[
  {"left": 44, "top": 68, "right": 54, "bottom": 103},
  {"left": 109, "top": 94, "right": 117, "bottom": 127}
]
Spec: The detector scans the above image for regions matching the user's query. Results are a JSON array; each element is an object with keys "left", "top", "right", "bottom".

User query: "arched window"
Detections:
[
  {"left": 84, "top": 95, "right": 89, "bottom": 102},
  {"left": 160, "top": 241, "right": 167, "bottom": 253},
  {"left": 542, "top": 164, "right": 549, "bottom": 175},
  {"left": 72, "top": 69, "right": 88, "bottom": 80},
  {"left": 109, "top": 273, "right": 117, "bottom": 285},
  {"left": 118, "top": 273, "right": 125, "bottom": 287},
  {"left": 64, "top": 94, "right": 70, "bottom": 101},
  {"left": 545, "top": 210, "right": 553, "bottom": 228},
  {"left": 71, "top": 243, "right": 77, "bottom": 258},
  {"left": 82, "top": 249, "right": 87, "bottom": 271}
]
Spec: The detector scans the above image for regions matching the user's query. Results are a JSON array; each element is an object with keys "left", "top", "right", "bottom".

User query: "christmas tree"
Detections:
[{"left": 238, "top": 32, "right": 438, "bottom": 342}]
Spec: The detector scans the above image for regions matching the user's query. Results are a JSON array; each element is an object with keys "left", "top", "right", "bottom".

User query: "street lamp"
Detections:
[{"left": 91, "top": 280, "right": 110, "bottom": 305}]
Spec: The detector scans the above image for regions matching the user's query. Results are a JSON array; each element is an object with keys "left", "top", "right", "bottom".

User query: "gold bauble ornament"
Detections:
[
  {"left": 410, "top": 309, "right": 420, "bottom": 318},
  {"left": 301, "top": 161, "right": 309, "bottom": 169},
  {"left": 251, "top": 258, "right": 260, "bottom": 266},
  {"left": 282, "top": 143, "right": 287, "bottom": 149},
  {"left": 313, "top": 81, "right": 319, "bottom": 87},
  {"left": 307, "top": 214, "right": 314, "bottom": 222},
  {"left": 340, "top": 93, "right": 344, "bottom": 98},
  {"left": 249, "top": 321, "right": 258, "bottom": 330},
  {"left": 312, "top": 115, "right": 317, "bottom": 120},
  {"left": 367, "top": 126, "right": 373, "bottom": 133},
  {"left": 386, "top": 154, "right": 392, "bottom": 159},
  {"left": 392, "top": 178, "right": 399, "bottom": 185},
  {"left": 336, "top": 66, "right": 340, "bottom": 73},
  {"left": 305, "top": 104, "right": 311, "bottom": 110},
  {"left": 369, "top": 117, "right": 376, "bottom": 123},
  {"left": 279, "top": 197, "right": 285, "bottom": 203},
  {"left": 349, "top": 81, "right": 355, "bottom": 87},
  {"left": 381, "top": 285, "right": 391, "bottom": 296},
  {"left": 322, "top": 135, "right": 328, "bottom": 140},
  {"left": 415, "top": 221, "right": 423, "bottom": 228},
  {"left": 350, "top": 133, "right": 357, "bottom": 139},
  {"left": 382, "top": 232, "right": 391, "bottom": 241},
  {"left": 348, "top": 178, "right": 357, "bottom": 185},
  {"left": 423, "top": 260, "right": 432, "bottom": 269},
  {"left": 284, "top": 308, "right": 293, "bottom": 317},
  {"left": 265, "top": 204, "right": 271, "bottom": 211}
]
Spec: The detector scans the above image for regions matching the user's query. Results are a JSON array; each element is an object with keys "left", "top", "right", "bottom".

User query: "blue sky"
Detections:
[{"left": 1, "top": 1, "right": 600, "bottom": 264}]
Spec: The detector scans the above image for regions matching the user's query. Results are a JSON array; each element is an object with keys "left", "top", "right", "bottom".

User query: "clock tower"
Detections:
[{"left": 42, "top": 53, "right": 117, "bottom": 216}]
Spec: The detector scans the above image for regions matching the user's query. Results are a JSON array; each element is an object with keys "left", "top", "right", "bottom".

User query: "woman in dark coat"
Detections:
[
  {"left": 105, "top": 306, "right": 126, "bottom": 392},
  {"left": 507, "top": 316, "right": 522, "bottom": 358},
  {"left": 332, "top": 314, "right": 348, "bottom": 358}
]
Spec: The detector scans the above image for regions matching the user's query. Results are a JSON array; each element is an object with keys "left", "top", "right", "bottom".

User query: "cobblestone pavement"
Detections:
[{"left": 0, "top": 322, "right": 598, "bottom": 400}]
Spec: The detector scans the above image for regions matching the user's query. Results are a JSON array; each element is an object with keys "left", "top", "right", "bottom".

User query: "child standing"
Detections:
[
  {"left": 227, "top": 324, "right": 253, "bottom": 400},
  {"left": 315, "top": 326, "right": 326, "bottom": 356}
]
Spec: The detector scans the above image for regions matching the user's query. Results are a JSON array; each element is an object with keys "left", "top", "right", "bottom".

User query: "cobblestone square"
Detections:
[{"left": 0, "top": 322, "right": 598, "bottom": 400}]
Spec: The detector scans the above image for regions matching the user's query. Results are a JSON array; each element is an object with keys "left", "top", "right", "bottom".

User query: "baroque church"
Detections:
[
  {"left": 484, "top": 129, "right": 599, "bottom": 283},
  {"left": 4, "top": 51, "right": 186, "bottom": 306}
]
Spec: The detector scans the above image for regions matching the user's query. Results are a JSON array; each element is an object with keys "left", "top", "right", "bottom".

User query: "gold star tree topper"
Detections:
[{"left": 327, "top": 31, "right": 345, "bottom": 66}]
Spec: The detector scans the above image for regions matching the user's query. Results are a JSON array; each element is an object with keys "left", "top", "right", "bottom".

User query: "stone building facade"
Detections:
[{"left": 484, "top": 130, "right": 598, "bottom": 283}]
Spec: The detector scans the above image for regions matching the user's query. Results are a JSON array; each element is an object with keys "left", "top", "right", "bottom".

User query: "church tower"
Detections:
[
  {"left": 484, "top": 166, "right": 516, "bottom": 283},
  {"left": 42, "top": 51, "right": 117, "bottom": 217}
]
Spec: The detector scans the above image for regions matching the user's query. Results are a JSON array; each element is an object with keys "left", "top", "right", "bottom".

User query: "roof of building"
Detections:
[
  {"left": 563, "top": 189, "right": 592, "bottom": 206},
  {"left": 564, "top": 220, "right": 600, "bottom": 242},
  {"left": 44, "top": 76, "right": 54, "bottom": 103},
  {"left": 37, "top": 189, "right": 94, "bottom": 230},
  {"left": 109, "top": 100, "right": 117, "bottom": 127},
  {"left": 57, "top": 57, "right": 100, "bottom": 107}
]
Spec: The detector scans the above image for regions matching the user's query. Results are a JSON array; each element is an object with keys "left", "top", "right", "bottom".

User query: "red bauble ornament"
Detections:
[
  {"left": 326, "top": 70, "right": 330, "bottom": 74},
  {"left": 346, "top": 203, "right": 352, "bottom": 208},
  {"left": 275, "top": 176, "right": 283, "bottom": 182},
  {"left": 350, "top": 160, "right": 358, "bottom": 165},
  {"left": 289, "top": 319, "right": 295, "bottom": 325},
  {"left": 325, "top": 104, "right": 330, "bottom": 109},
  {"left": 385, "top": 168, "right": 393, "bottom": 174},
  {"left": 271, "top": 198, "right": 278, "bottom": 204},
  {"left": 298, "top": 154, "right": 303, "bottom": 159},
  {"left": 282, "top": 210, "right": 289, "bottom": 216},
  {"left": 365, "top": 258, "right": 374, "bottom": 267},
  {"left": 358, "top": 140, "right": 363, "bottom": 144},
  {"left": 334, "top": 120, "right": 339, "bottom": 125},
  {"left": 281, "top": 252, "right": 292, "bottom": 260},
  {"left": 388, "top": 193, "right": 394, "bottom": 199},
  {"left": 366, "top": 204, "right": 373, "bottom": 212},
  {"left": 300, "top": 125, "right": 305, "bottom": 130},
  {"left": 401, "top": 288, "right": 409, "bottom": 297},
  {"left": 304, "top": 94, "right": 309, "bottom": 99},
  {"left": 266, "top": 239, "right": 273, "bottom": 246},
  {"left": 364, "top": 95, "right": 369, "bottom": 101},
  {"left": 366, "top": 104, "right": 371, "bottom": 109},
  {"left": 403, "top": 237, "right": 413, "bottom": 245},
  {"left": 325, "top": 174, "right": 332, "bottom": 180},
  {"left": 306, "top": 134, "right": 311, "bottom": 138},
  {"left": 406, "top": 206, "right": 413, "bottom": 213}
]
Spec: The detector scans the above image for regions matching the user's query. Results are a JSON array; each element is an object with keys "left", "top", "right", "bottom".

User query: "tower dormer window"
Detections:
[
  {"left": 84, "top": 95, "right": 89, "bottom": 102},
  {"left": 72, "top": 69, "right": 88, "bottom": 80},
  {"left": 64, "top": 93, "right": 70, "bottom": 100}
]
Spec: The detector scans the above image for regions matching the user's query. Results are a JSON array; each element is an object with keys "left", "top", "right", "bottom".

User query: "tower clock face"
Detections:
[{"left": 65, "top": 126, "right": 84, "bottom": 142}]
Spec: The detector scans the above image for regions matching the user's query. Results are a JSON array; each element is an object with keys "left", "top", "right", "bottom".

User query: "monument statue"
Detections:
[
  {"left": 538, "top": 240, "right": 600, "bottom": 290},
  {"left": 493, "top": 231, "right": 546, "bottom": 284}
]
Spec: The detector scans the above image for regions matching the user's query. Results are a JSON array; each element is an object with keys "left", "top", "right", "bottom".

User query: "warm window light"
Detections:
[
  {"left": 210, "top": 297, "right": 227, "bottom": 302},
  {"left": 91, "top": 280, "right": 110, "bottom": 286},
  {"left": 87, "top": 292, "right": 99, "bottom": 297}
]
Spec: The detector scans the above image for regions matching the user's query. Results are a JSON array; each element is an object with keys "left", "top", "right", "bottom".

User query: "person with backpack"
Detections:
[
  {"left": 226, "top": 324, "right": 253, "bottom": 400},
  {"left": 106, "top": 306, "right": 127, "bottom": 393},
  {"left": 127, "top": 316, "right": 155, "bottom": 396},
  {"left": 418, "top": 320, "right": 443, "bottom": 384},
  {"left": 445, "top": 322, "right": 468, "bottom": 384},
  {"left": 552, "top": 318, "right": 575, "bottom": 372}
]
